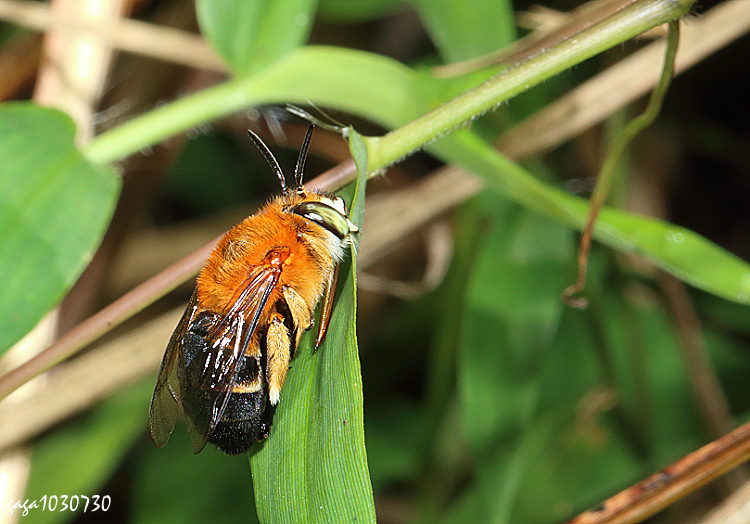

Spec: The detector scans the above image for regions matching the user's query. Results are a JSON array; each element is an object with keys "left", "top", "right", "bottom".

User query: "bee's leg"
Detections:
[
  {"left": 282, "top": 285, "right": 313, "bottom": 348},
  {"left": 315, "top": 265, "right": 339, "bottom": 350},
  {"left": 266, "top": 312, "right": 292, "bottom": 405}
]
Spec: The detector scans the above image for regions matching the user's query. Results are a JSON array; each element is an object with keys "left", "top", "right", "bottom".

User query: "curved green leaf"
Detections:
[
  {"left": 196, "top": 0, "right": 317, "bottom": 75},
  {"left": 83, "top": 47, "right": 421, "bottom": 165},
  {"left": 0, "top": 103, "right": 119, "bottom": 354},
  {"left": 432, "top": 130, "right": 750, "bottom": 305},
  {"left": 249, "top": 130, "right": 373, "bottom": 523}
]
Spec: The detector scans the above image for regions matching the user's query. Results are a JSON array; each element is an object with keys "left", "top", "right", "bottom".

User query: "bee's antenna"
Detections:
[
  {"left": 294, "top": 124, "right": 315, "bottom": 191},
  {"left": 247, "top": 129, "right": 287, "bottom": 192}
]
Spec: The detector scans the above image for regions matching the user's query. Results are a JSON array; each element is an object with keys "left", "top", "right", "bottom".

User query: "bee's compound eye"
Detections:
[{"left": 291, "top": 201, "right": 351, "bottom": 240}]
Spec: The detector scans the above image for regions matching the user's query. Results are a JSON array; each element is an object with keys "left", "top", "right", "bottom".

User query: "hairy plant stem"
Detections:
[{"left": 359, "top": 0, "right": 692, "bottom": 171}]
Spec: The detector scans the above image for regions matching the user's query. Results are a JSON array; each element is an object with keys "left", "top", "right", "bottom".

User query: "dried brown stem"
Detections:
[
  {"left": 568, "top": 420, "right": 750, "bottom": 524},
  {"left": 0, "top": 0, "right": 223, "bottom": 71}
]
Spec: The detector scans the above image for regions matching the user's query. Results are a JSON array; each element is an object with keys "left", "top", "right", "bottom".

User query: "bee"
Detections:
[{"left": 148, "top": 125, "right": 358, "bottom": 454}]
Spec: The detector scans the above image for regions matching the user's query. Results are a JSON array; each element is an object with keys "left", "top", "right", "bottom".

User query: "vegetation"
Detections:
[{"left": 1, "top": 0, "right": 749, "bottom": 522}]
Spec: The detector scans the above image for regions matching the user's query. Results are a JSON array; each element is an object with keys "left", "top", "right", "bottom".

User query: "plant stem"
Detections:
[
  {"left": 366, "top": 0, "right": 693, "bottom": 172},
  {"left": 563, "top": 20, "right": 680, "bottom": 307}
]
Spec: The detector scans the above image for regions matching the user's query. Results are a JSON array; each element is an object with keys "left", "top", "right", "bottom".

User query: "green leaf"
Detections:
[
  {"left": 432, "top": 130, "right": 750, "bottom": 306},
  {"left": 412, "top": 0, "right": 515, "bottom": 62},
  {"left": 196, "top": 0, "right": 318, "bottom": 76},
  {"left": 249, "top": 130, "right": 374, "bottom": 523},
  {"left": 24, "top": 380, "right": 151, "bottom": 524},
  {"left": 0, "top": 103, "right": 119, "bottom": 355},
  {"left": 83, "top": 47, "right": 422, "bottom": 165}
]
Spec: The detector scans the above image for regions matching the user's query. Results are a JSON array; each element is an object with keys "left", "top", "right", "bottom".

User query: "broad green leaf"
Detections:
[
  {"left": 249, "top": 130, "right": 374, "bottom": 523},
  {"left": 196, "top": 0, "right": 317, "bottom": 76},
  {"left": 412, "top": 0, "right": 515, "bottom": 62},
  {"left": 23, "top": 379, "right": 151, "bottom": 524},
  {"left": 0, "top": 103, "right": 119, "bottom": 355}
]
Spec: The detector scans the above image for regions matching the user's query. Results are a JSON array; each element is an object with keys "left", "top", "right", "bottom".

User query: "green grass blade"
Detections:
[
  {"left": 0, "top": 103, "right": 119, "bottom": 354},
  {"left": 249, "top": 130, "right": 373, "bottom": 523}
]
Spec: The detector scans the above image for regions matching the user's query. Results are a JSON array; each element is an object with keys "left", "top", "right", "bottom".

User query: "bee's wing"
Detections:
[
  {"left": 182, "top": 264, "right": 281, "bottom": 454},
  {"left": 148, "top": 290, "right": 199, "bottom": 448}
]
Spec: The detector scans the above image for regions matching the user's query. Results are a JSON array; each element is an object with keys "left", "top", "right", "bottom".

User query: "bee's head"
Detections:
[{"left": 248, "top": 123, "right": 359, "bottom": 243}]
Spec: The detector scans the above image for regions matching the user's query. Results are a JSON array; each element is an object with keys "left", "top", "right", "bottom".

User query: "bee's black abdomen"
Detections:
[
  {"left": 178, "top": 313, "right": 276, "bottom": 455},
  {"left": 209, "top": 391, "right": 267, "bottom": 454}
]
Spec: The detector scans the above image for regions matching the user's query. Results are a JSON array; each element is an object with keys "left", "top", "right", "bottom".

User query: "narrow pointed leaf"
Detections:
[
  {"left": 249, "top": 130, "right": 374, "bottom": 523},
  {"left": 431, "top": 131, "right": 750, "bottom": 305}
]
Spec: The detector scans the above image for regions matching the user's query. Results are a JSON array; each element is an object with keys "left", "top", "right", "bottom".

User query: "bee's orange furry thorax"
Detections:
[{"left": 195, "top": 194, "right": 335, "bottom": 320}]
